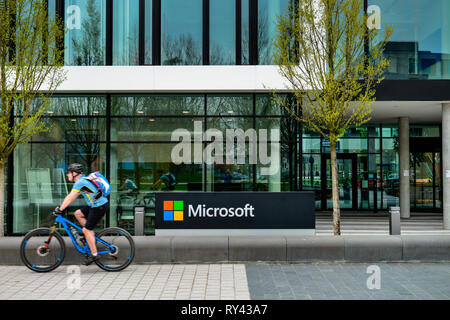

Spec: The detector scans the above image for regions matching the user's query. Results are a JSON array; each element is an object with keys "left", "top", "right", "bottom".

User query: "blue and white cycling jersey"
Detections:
[{"left": 72, "top": 176, "right": 108, "bottom": 208}]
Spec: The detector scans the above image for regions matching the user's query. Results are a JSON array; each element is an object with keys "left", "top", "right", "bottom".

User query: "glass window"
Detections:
[
  {"left": 302, "top": 154, "right": 321, "bottom": 209},
  {"left": 13, "top": 143, "right": 106, "bottom": 233},
  {"left": 382, "top": 124, "right": 399, "bottom": 137},
  {"left": 111, "top": 118, "right": 202, "bottom": 142},
  {"left": 207, "top": 143, "right": 253, "bottom": 192},
  {"left": 43, "top": 96, "right": 107, "bottom": 116},
  {"left": 336, "top": 139, "right": 369, "bottom": 153},
  {"left": 32, "top": 118, "right": 106, "bottom": 142},
  {"left": 410, "top": 125, "right": 440, "bottom": 137},
  {"left": 255, "top": 142, "right": 289, "bottom": 191},
  {"left": 210, "top": 0, "right": 236, "bottom": 65},
  {"left": 256, "top": 118, "right": 295, "bottom": 142},
  {"left": 382, "top": 138, "right": 397, "bottom": 152},
  {"left": 207, "top": 95, "right": 253, "bottom": 116},
  {"left": 206, "top": 118, "right": 253, "bottom": 136},
  {"left": 257, "top": 0, "right": 290, "bottom": 65},
  {"left": 145, "top": 0, "right": 152, "bottom": 64},
  {"left": 358, "top": 154, "right": 381, "bottom": 210},
  {"left": 370, "top": 0, "right": 450, "bottom": 79},
  {"left": 161, "top": 0, "right": 203, "bottom": 65},
  {"left": 28, "top": 96, "right": 107, "bottom": 142},
  {"left": 110, "top": 143, "right": 204, "bottom": 234},
  {"left": 111, "top": 95, "right": 205, "bottom": 116},
  {"left": 113, "top": 0, "right": 139, "bottom": 65},
  {"left": 65, "top": 0, "right": 107, "bottom": 66},
  {"left": 256, "top": 94, "right": 290, "bottom": 116},
  {"left": 343, "top": 125, "right": 381, "bottom": 137},
  {"left": 302, "top": 139, "right": 321, "bottom": 153},
  {"left": 382, "top": 150, "right": 399, "bottom": 209}
]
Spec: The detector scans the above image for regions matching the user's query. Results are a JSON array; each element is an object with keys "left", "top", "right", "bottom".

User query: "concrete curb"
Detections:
[{"left": 2, "top": 235, "right": 450, "bottom": 265}]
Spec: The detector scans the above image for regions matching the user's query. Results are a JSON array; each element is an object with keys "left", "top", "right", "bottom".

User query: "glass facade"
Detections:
[
  {"left": 370, "top": 0, "right": 450, "bottom": 79},
  {"left": 11, "top": 94, "right": 298, "bottom": 235},
  {"left": 7, "top": 94, "right": 444, "bottom": 235},
  {"left": 302, "top": 124, "right": 442, "bottom": 212},
  {"left": 5, "top": 2, "right": 449, "bottom": 236}
]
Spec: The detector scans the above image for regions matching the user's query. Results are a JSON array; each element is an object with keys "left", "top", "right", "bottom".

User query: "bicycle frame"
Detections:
[{"left": 53, "top": 215, "right": 116, "bottom": 256}]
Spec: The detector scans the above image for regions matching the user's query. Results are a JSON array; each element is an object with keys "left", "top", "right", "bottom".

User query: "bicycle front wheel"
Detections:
[
  {"left": 95, "top": 227, "right": 135, "bottom": 272},
  {"left": 20, "top": 228, "right": 65, "bottom": 273}
]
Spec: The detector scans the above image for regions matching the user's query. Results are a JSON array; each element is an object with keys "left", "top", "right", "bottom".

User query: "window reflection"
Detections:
[
  {"left": 113, "top": 0, "right": 140, "bottom": 65},
  {"left": 210, "top": 0, "right": 236, "bottom": 65},
  {"left": 65, "top": 0, "right": 106, "bottom": 66},
  {"left": 371, "top": 0, "right": 450, "bottom": 79},
  {"left": 257, "top": 0, "right": 290, "bottom": 65},
  {"left": 13, "top": 143, "right": 106, "bottom": 233},
  {"left": 161, "top": 0, "right": 203, "bottom": 65},
  {"left": 110, "top": 143, "right": 203, "bottom": 234}
]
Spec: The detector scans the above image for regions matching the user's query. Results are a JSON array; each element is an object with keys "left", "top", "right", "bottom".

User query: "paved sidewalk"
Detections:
[
  {"left": 246, "top": 263, "right": 450, "bottom": 300},
  {"left": 0, "top": 263, "right": 449, "bottom": 300},
  {"left": 0, "top": 265, "right": 250, "bottom": 300}
]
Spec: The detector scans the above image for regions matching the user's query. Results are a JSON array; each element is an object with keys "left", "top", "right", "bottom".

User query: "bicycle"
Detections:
[{"left": 20, "top": 212, "right": 135, "bottom": 273}]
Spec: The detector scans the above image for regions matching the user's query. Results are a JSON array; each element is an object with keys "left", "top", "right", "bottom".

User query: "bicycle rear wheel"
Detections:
[
  {"left": 95, "top": 227, "right": 135, "bottom": 272},
  {"left": 20, "top": 228, "right": 65, "bottom": 273}
]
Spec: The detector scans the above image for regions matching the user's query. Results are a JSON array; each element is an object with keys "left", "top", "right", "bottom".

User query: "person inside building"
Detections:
[
  {"left": 119, "top": 175, "right": 139, "bottom": 198},
  {"left": 152, "top": 169, "right": 176, "bottom": 191}
]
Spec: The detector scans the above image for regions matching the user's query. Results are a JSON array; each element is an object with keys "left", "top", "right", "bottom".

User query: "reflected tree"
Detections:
[{"left": 71, "top": 0, "right": 105, "bottom": 66}]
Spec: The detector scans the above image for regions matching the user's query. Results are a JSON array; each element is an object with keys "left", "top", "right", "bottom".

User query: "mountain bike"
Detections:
[{"left": 20, "top": 212, "right": 135, "bottom": 273}]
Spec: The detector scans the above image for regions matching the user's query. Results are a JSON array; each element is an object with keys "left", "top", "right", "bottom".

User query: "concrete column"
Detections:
[
  {"left": 442, "top": 104, "right": 450, "bottom": 229},
  {"left": 399, "top": 117, "right": 410, "bottom": 219}
]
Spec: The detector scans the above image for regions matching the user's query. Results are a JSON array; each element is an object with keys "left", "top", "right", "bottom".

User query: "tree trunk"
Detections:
[
  {"left": 0, "top": 161, "right": 5, "bottom": 237},
  {"left": 330, "top": 141, "right": 341, "bottom": 235}
]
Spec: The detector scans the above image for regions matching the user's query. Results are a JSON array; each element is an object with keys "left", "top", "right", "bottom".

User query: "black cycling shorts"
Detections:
[{"left": 80, "top": 203, "right": 109, "bottom": 230}]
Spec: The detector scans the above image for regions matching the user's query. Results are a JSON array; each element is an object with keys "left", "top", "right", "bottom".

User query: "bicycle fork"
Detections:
[{"left": 43, "top": 223, "right": 58, "bottom": 250}]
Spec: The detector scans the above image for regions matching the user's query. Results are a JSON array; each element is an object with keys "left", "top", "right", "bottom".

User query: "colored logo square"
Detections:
[
  {"left": 174, "top": 211, "right": 183, "bottom": 221},
  {"left": 164, "top": 201, "right": 173, "bottom": 211},
  {"left": 164, "top": 211, "right": 174, "bottom": 221},
  {"left": 173, "top": 201, "right": 184, "bottom": 211}
]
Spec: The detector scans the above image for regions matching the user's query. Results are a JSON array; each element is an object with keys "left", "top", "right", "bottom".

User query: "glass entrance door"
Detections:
[
  {"left": 411, "top": 152, "right": 441, "bottom": 210},
  {"left": 321, "top": 154, "right": 357, "bottom": 210}
]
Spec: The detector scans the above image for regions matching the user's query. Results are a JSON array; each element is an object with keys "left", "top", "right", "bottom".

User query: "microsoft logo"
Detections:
[{"left": 163, "top": 200, "right": 184, "bottom": 221}]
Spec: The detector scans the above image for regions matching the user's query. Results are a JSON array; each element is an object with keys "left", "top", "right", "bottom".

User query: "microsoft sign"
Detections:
[{"left": 155, "top": 192, "right": 315, "bottom": 236}]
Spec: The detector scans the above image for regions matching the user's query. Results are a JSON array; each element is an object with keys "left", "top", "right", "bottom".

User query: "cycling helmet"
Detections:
[{"left": 67, "top": 163, "right": 84, "bottom": 174}]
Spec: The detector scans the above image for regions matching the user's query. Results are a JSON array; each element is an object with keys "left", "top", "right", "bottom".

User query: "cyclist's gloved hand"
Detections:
[{"left": 52, "top": 206, "right": 63, "bottom": 216}]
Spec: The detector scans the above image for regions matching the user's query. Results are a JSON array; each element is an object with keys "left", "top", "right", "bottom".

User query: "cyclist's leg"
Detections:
[
  {"left": 83, "top": 228, "right": 97, "bottom": 255},
  {"left": 74, "top": 208, "right": 88, "bottom": 227},
  {"left": 82, "top": 204, "right": 108, "bottom": 256}
]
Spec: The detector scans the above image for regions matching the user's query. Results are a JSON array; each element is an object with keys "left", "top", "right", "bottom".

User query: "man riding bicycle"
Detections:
[{"left": 53, "top": 163, "right": 109, "bottom": 266}]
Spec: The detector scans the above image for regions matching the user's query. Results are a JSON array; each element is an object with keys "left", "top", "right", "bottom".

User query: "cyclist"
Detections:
[{"left": 53, "top": 163, "right": 109, "bottom": 266}]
